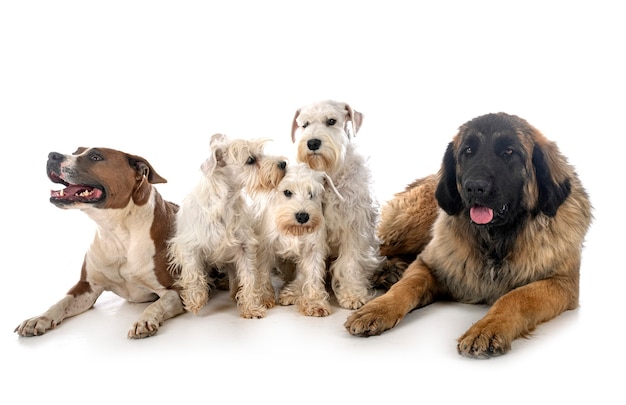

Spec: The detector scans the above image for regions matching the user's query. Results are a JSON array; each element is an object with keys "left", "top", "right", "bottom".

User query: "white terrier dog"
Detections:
[
  {"left": 168, "top": 133, "right": 286, "bottom": 318},
  {"left": 291, "top": 100, "right": 384, "bottom": 309},
  {"left": 255, "top": 163, "right": 343, "bottom": 317}
]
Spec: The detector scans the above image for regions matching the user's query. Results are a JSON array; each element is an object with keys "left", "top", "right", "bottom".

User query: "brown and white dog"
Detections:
[{"left": 14, "top": 147, "right": 184, "bottom": 339}]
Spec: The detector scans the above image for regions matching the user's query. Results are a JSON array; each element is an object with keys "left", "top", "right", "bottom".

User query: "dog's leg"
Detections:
[
  {"left": 15, "top": 282, "right": 103, "bottom": 336},
  {"left": 174, "top": 251, "right": 210, "bottom": 314},
  {"left": 255, "top": 244, "right": 278, "bottom": 309},
  {"left": 233, "top": 243, "right": 269, "bottom": 319},
  {"left": 127, "top": 289, "right": 185, "bottom": 339},
  {"left": 330, "top": 232, "right": 381, "bottom": 309},
  {"left": 280, "top": 247, "right": 331, "bottom": 317},
  {"left": 457, "top": 276, "right": 578, "bottom": 359},
  {"left": 344, "top": 257, "right": 444, "bottom": 336}
]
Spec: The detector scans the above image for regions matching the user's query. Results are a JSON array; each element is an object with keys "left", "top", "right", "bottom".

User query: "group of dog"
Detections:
[{"left": 15, "top": 100, "right": 593, "bottom": 359}]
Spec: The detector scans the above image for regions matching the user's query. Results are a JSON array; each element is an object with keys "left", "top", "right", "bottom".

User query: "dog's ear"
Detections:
[
  {"left": 73, "top": 147, "right": 88, "bottom": 155},
  {"left": 344, "top": 104, "right": 363, "bottom": 137},
  {"left": 201, "top": 147, "right": 222, "bottom": 175},
  {"left": 531, "top": 142, "right": 571, "bottom": 217},
  {"left": 291, "top": 109, "right": 301, "bottom": 143},
  {"left": 127, "top": 155, "right": 167, "bottom": 184},
  {"left": 435, "top": 142, "right": 463, "bottom": 215}
]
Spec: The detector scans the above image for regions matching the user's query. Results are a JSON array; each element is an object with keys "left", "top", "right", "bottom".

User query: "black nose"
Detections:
[
  {"left": 295, "top": 212, "right": 310, "bottom": 224},
  {"left": 464, "top": 178, "right": 491, "bottom": 198},
  {"left": 278, "top": 161, "right": 287, "bottom": 170},
  {"left": 48, "top": 152, "right": 64, "bottom": 162},
  {"left": 307, "top": 139, "right": 321, "bottom": 151}
]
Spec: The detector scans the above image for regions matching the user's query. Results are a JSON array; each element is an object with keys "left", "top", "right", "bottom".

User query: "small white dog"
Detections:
[
  {"left": 168, "top": 133, "right": 286, "bottom": 318},
  {"left": 255, "top": 163, "right": 343, "bottom": 317},
  {"left": 291, "top": 100, "right": 384, "bottom": 309}
]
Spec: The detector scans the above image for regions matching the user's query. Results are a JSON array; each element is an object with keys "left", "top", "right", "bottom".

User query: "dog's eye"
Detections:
[
  {"left": 309, "top": 192, "right": 315, "bottom": 199},
  {"left": 283, "top": 190, "right": 293, "bottom": 198},
  {"left": 326, "top": 118, "right": 336, "bottom": 126},
  {"left": 246, "top": 156, "right": 256, "bottom": 165},
  {"left": 504, "top": 147, "right": 514, "bottom": 156},
  {"left": 302, "top": 122, "right": 309, "bottom": 129},
  {"left": 463, "top": 146, "right": 472, "bottom": 155},
  {"left": 89, "top": 153, "right": 103, "bottom": 161}
]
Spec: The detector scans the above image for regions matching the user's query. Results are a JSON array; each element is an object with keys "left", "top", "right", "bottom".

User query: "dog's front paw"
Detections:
[
  {"left": 15, "top": 316, "right": 57, "bottom": 337},
  {"left": 457, "top": 320, "right": 512, "bottom": 359},
  {"left": 278, "top": 284, "right": 298, "bottom": 306},
  {"left": 298, "top": 299, "right": 331, "bottom": 317},
  {"left": 344, "top": 299, "right": 402, "bottom": 336},
  {"left": 128, "top": 320, "right": 159, "bottom": 339},
  {"left": 337, "top": 296, "right": 366, "bottom": 310},
  {"left": 180, "top": 287, "right": 209, "bottom": 314},
  {"left": 239, "top": 305, "right": 267, "bottom": 319}
]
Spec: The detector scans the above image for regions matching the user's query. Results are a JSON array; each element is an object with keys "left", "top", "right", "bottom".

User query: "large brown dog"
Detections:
[
  {"left": 15, "top": 147, "right": 183, "bottom": 339},
  {"left": 345, "top": 113, "right": 593, "bottom": 358}
]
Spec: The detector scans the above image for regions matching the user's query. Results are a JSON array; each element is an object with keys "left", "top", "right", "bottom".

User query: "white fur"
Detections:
[
  {"left": 291, "top": 100, "right": 384, "bottom": 309},
  {"left": 255, "top": 163, "right": 340, "bottom": 316},
  {"left": 168, "top": 134, "right": 285, "bottom": 318}
]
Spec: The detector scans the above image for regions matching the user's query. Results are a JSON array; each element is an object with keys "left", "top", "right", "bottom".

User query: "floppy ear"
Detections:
[
  {"left": 435, "top": 142, "right": 463, "bottom": 215},
  {"left": 201, "top": 146, "right": 226, "bottom": 175},
  {"left": 344, "top": 103, "right": 363, "bottom": 137},
  {"left": 127, "top": 154, "right": 167, "bottom": 184},
  {"left": 531, "top": 144, "right": 571, "bottom": 217},
  {"left": 291, "top": 109, "right": 301, "bottom": 143},
  {"left": 201, "top": 133, "right": 228, "bottom": 175}
]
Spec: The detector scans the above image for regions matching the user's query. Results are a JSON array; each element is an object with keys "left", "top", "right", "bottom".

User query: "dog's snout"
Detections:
[
  {"left": 295, "top": 212, "right": 310, "bottom": 224},
  {"left": 48, "top": 152, "right": 65, "bottom": 162},
  {"left": 464, "top": 178, "right": 491, "bottom": 199},
  {"left": 307, "top": 139, "right": 322, "bottom": 151}
]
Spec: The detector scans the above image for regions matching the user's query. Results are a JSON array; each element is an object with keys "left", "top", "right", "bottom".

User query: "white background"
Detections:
[{"left": 1, "top": 1, "right": 623, "bottom": 404}]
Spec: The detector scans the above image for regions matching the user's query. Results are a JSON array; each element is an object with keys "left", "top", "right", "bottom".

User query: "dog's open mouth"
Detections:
[{"left": 49, "top": 172, "right": 104, "bottom": 204}]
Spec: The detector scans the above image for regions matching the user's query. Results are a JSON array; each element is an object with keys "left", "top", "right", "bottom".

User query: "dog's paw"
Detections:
[
  {"left": 262, "top": 294, "right": 276, "bottom": 309},
  {"left": 14, "top": 316, "right": 56, "bottom": 337},
  {"left": 336, "top": 292, "right": 371, "bottom": 310},
  {"left": 181, "top": 288, "right": 209, "bottom": 315},
  {"left": 344, "top": 300, "right": 402, "bottom": 336},
  {"left": 370, "top": 258, "right": 410, "bottom": 290},
  {"left": 457, "top": 322, "right": 512, "bottom": 359},
  {"left": 128, "top": 320, "right": 160, "bottom": 339},
  {"left": 298, "top": 299, "right": 331, "bottom": 317},
  {"left": 239, "top": 301, "right": 268, "bottom": 319},
  {"left": 278, "top": 285, "right": 298, "bottom": 306}
]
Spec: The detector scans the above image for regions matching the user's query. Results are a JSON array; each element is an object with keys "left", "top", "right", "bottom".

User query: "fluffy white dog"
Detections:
[
  {"left": 255, "top": 163, "right": 343, "bottom": 317},
  {"left": 291, "top": 100, "right": 384, "bottom": 309},
  {"left": 168, "top": 133, "right": 286, "bottom": 318}
]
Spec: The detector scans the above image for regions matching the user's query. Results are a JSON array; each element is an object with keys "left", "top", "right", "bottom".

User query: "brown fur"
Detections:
[
  {"left": 345, "top": 113, "right": 593, "bottom": 358},
  {"left": 371, "top": 174, "right": 439, "bottom": 289}
]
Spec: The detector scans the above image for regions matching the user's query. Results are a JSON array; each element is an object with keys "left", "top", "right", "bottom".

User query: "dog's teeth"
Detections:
[{"left": 59, "top": 189, "right": 64, "bottom": 196}]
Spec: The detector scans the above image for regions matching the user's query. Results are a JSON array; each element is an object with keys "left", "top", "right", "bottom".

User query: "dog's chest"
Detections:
[{"left": 85, "top": 206, "right": 162, "bottom": 302}]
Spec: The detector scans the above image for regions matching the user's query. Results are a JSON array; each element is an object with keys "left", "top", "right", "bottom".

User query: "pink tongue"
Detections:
[{"left": 470, "top": 206, "right": 493, "bottom": 224}]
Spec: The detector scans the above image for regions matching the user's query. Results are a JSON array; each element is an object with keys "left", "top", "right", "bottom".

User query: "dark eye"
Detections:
[
  {"left": 283, "top": 190, "right": 293, "bottom": 198},
  {"left": 503, "top": 147, "right": 514, "bottom": 156},
  {"left": 308, "top": 192, "right": 315, "bottom": 199},
  {"left": 326, "top": 118, "right": 336, "bottom": 126},
  {"left": 463, "top": 146, "right": 472, "bottom": 155},
  {"left": 246, "top": 156, "right": 256, "bottom": 165},
  {"left": 89, "top": 153, "right": 103, "bottom": 161},
  {"left": 302, "top": 122, "right": 309, "bottom": 129}
]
